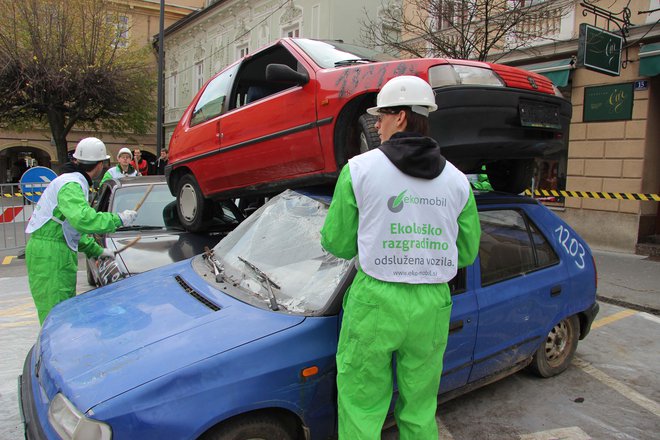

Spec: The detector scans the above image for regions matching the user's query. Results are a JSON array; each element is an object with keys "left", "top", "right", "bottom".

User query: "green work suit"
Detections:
[
  {"left": 321, "top": 165, "right": 481, "bottom": 440},
  {"left": 26, "top": 182, "right": 122, "bottom": 324}
]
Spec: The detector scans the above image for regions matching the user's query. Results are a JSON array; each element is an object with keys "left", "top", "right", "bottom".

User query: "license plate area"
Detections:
[{"left": 519, "top": 101, "right": 561, "bottom": 129}]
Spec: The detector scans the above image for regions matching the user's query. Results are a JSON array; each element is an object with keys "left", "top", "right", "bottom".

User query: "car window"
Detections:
[
  {"left": 110, "top": 185, "right": 240, "bottom": 230},
  {"left": 190, "top": 64, "right": 239, "bottom": 127},
  {"left": 478, "top": 209, "right": 557, "bottom": 286},
  {"left": 292, "top": 38, "right": 397, "bottom": 68},
  {"left": 448, "top": 268, "right": 466, "bottom": 296}
]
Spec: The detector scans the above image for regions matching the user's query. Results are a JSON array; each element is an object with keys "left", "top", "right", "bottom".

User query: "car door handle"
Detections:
[
  {"left": 449, "top": 320, "right": 464, "bottom": 334},
  {"left": 550, "top": 286, "right": 562, "bottom": 297}
]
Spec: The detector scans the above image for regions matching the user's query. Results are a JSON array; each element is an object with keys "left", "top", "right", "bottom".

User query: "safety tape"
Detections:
[
  {"left": 525, "top": 189, "right": 660, "bottom": 201},
  {"left": 2, "top": 189, "right": 97, "bottom": 198}
]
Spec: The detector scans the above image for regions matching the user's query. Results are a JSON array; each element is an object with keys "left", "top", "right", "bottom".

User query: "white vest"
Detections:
[
  {"left": 25, "top": 173, "right": 90, "bottom": 251},
  {"left": 107, "top": 165, "right": 138, "bottom": 179},
  {"left": 349, "top": 149, "right": 470, "bottom": 284}
]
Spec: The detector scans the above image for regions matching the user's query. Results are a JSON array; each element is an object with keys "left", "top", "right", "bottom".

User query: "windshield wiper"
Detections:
[
  {"left": 238, "top": 257, "right": 280, "bottom": 311},
  {"left": 334, "top": 58, "right": 374, "bottom": 66},
  {"left": 116, "top": 225, "right": 163, "bottom": 231},
  {"left": 203, "top": 246, "right": 224, "bottom": 283}
]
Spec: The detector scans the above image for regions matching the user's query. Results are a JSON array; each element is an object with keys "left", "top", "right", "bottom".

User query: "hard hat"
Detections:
[
  {"left": 367, "top": 75, "right": 438, "bottom": 117},
  {"left": 73, "top": 137, "right": 110, "bottom": 163},
  {"left": 117, "top": 147, "right": 133, "bottom": 160}
]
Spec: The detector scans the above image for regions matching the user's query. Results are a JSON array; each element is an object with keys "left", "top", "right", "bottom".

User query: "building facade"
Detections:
[
  {"left": 495, "top": 0, "right": 660, "bottom": 253},
  {"left": 0, "top": 0, "right": 203, "bottom": 182}
]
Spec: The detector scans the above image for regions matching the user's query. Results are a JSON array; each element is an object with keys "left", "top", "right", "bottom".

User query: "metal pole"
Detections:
[{"left": 156, "top": 0, "right": 165, "bottom": 155}]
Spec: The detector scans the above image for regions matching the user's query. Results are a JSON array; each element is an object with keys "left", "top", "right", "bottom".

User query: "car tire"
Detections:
[
  {"left": 487, "top": 159, "right": 534, "bottom": 194},
  {"left": 358, "top": 114, "right": 380, "bottom": 154},
  {"left": 176, "top": 173, "right": 211, "bottom": 232},
  {"left": 85, "top": 260, "right": 96, "bottom": 287},
  {"left": 200, "top": 414, "right": 297, "bottom": 440},
  {"left": 529, "top": 314, "right": 579, "bottom": 378}
]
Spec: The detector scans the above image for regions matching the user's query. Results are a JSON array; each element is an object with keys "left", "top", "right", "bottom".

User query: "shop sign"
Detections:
[
  {"left": 578, "top": 24, "right": 622, "bottom": 76},
  {"left": 583, "top": 83, "right": 633, "bottom": 122}
]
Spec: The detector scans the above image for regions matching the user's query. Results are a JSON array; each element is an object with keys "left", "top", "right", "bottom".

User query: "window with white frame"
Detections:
[
  {"left": 282, "top": 24, "right": 301, "bottom": 38},
  {"left": 170, "top": 72, "right": 178, "bottom": 108},
  {"left": 194, "top": 61, "right": 205, "bottom": 91},
  {"left": 236, "top": 44, "right": 249, "bottom": 59},
  {"left": 107, "top": 14, "right": 129, "bottom": 48}
]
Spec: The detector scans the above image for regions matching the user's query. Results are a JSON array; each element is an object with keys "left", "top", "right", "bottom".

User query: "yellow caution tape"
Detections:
[{"left": 525, "top": 189, "right": 660, "bottom": 201}]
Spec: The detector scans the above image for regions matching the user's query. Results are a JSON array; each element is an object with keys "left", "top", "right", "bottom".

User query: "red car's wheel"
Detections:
[{"left": 176, "top": 173, "right": 211, "bottom": 232}]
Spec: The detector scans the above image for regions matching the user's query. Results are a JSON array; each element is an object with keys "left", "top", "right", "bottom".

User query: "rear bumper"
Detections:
[
  {"left": 18, "top": 347, "right": 47, "bottom": 440},
  {"left": 579, "top": 302, "right": 600, "bottom": 340}
]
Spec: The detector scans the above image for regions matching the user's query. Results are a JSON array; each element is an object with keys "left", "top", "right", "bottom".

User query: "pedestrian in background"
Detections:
[
  {"left": 321, "top": 76, "right": 481, "bottom": 439},
  {"left": 155, "top": 148, "right": 168, "bottom": 175},
  {"left": 131, "top": 147, "right": 148, "bottom": 176},
  {"left": 25, "top": 137, "right": 138, "bottom": 324},
  {"left": 100, "top": 147, "right": 139, "bottom": 185}
]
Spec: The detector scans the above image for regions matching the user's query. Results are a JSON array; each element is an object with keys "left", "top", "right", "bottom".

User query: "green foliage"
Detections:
[{"left": 0, "top": 0, "right": 156, "bottom": 163}]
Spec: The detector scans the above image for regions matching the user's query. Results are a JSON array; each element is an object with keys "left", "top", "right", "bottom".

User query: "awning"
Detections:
[
  {"left": 639, "top": 42, "right": 660, "bottom": 77},
  {"left": 520, "top": 58, "right": 575, "bottom": 87}
]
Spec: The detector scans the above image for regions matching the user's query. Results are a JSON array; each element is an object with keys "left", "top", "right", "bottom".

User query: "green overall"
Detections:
[
  {"left": 321, "top": 165, "right": 481, "bottom": 439},
  {"left": 26, "top": 182, "right": 122, "bottom": 324}
]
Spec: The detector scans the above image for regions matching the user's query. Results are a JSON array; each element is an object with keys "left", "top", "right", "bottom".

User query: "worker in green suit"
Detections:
[
  {"left": 321, "top": 76, "right": 481, "bottom": 439},
  {"left": 25, "top": 137, "right": 138, "bottom": 324}
]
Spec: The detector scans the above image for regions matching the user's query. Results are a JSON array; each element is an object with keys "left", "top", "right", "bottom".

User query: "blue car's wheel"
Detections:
[
  {"left": 529, "top": 314, "right": 579, "bottom": 378},
  {"left": 200, "top": 414, "right": 297, "bottom": 440}
]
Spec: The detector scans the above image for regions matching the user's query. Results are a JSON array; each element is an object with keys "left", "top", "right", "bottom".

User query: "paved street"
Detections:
[{"left": 1, "top": 250, "right": 658, "bottom": 439}]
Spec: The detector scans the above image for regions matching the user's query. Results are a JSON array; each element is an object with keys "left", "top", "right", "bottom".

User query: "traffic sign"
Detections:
[{"left": 19, "top": 166, "right": 57, "bottom": 203}]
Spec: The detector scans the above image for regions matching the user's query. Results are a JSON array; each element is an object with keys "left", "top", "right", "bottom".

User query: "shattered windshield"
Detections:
[{"left": 209, "top": 190, "right": 352, "bottom": 314}]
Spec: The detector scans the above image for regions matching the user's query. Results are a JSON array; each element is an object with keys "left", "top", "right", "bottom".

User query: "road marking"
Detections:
[
  {"left": 0, "top": 302, "right": 35, "bottom": 317},
  {"left": 520, "top": 426, "right": 591, "bottom": 439},
  {"left": 436, "top": 419, "right": 455, "bottom": 439},
  {"left": 2, "top": 256, "right": 16, "bottom": 265},
  {"left": 0, "top": 320, "right": 37, "bottom": 328},
  {"left": 639, "top": 312, "right": 660, "bottom": 325},
  {"left": 591, "top": 309, "right": 637, "bottom": 329},
  {"left": 573, "top": 357, "right": 660, "bottom": 418}
]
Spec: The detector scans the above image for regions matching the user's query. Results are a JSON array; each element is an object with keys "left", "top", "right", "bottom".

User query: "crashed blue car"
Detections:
[{"left": 19, "top": 190, "right": 599, "bottom": 439}]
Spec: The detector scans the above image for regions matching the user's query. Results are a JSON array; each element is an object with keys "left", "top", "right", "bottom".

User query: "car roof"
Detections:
[{"left": 111, "top": 175, "right": 167, "bottom": 189}]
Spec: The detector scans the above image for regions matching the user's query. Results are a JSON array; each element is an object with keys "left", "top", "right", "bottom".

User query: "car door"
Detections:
[
  {"left": 438, "top": 267, "right": 478, "bottom": 394},
  {"left": 468, "top": 207, "right": 567, "bottom": 382},
  {"left": 211, "top": 43, "right": 324, "bottom": 191}
]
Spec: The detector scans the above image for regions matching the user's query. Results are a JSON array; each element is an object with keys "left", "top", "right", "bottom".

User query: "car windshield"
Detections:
[
  {"left": 209, "top": 190, "right": 352, "bottom": 314},
  {"left": 292, "top": 38, "right": 397, "bottom": 69},
  {"left": 111, "top": 185, "right": 240, "bottom": 231}
]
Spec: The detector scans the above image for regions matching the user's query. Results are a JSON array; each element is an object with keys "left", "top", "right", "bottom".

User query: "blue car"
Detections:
[{"left": 19, "top": 190, "right": 599, "bottom": 440}]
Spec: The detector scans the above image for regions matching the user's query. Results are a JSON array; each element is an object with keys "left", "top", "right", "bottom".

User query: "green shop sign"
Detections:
[
  {"left": 583, "top": 83, "right": 633, "bottom": 122},
  {"left": 578, "top": 24, "right": 622, "bottom": 76}
]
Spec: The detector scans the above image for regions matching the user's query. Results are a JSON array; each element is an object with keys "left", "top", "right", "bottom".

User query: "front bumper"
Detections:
[
  {"left": 579, "top": 302, "right": 600, "bottom": 340},
  {"left": 18, "top": 346, "right": 46, "bottom": 440}
]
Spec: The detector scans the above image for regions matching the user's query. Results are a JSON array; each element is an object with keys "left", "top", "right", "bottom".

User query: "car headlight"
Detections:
[
  {"left": 48, "top": 393, "right": 112, "bottom": 440},
  {"left": 429, "top": 64, "right": 505, "bottom": 88}
]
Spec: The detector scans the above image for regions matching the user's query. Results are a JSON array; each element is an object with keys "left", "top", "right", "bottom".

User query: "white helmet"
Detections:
[
  {"left": 367, "top": 75, "right": 438, "bottom": 117},
  {"left": 117, "top": 147, "right": 133, "bottom": 160},
  {"left": 73, "top": 137, "right": 109, "bottom": 163}
]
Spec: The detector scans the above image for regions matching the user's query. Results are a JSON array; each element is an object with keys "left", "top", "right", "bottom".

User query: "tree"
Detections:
[
  {"left": 0, "top": 0, "right": 156, "bottom": 164},
  {"left": 361, "top": 0, "right": 574, "bottom": 61}
]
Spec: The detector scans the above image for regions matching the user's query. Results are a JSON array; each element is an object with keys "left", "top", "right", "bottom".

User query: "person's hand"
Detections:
[
  {"left": 100, "top": 248, "right": 115, "bottom": 259},
  {"left": 118, "top": 210, "right": 138, "bottom": 226}
]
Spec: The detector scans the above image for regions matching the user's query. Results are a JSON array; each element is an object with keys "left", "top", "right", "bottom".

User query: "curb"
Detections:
[{"left": 597, "top": 295, "right": 660, "bottom": 316}]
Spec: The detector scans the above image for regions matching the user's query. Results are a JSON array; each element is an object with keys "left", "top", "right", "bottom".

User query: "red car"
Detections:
[{"left": 167, "top": 38, "right": 571, "bottom": 231}]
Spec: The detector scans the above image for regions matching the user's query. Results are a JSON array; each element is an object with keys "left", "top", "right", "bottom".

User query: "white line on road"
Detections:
[
  {"left": 520, "top": 426, "right": 591, "bottom": 440},
  {"left": 638, "top": 312, "right": 660, "bottom": 325},
  {"left": 573, "top": 357, "right": 660, "bottom": 418}
]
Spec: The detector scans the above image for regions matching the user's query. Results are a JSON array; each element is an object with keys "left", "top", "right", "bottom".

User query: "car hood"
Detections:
[
  {"left": 38, "top": 259, "right": 305, "bottom": 412},
  {"left": 109, "top": 230, "right": 226, "bottom": 275}
]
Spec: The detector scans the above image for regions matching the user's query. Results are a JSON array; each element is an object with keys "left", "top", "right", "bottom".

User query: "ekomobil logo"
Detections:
[{"left": 387, "top": 189, "right": 447, "bottom": 213}]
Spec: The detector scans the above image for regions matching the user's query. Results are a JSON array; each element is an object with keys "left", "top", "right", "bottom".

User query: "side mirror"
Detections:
[{"left": 266, "top": 63, "right": 309, "bottom": 85}]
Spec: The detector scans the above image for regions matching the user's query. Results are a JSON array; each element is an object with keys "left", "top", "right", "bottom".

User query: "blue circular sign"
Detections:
[{"left": 19, "top": 166, "right": 57, "bottom": 203}]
